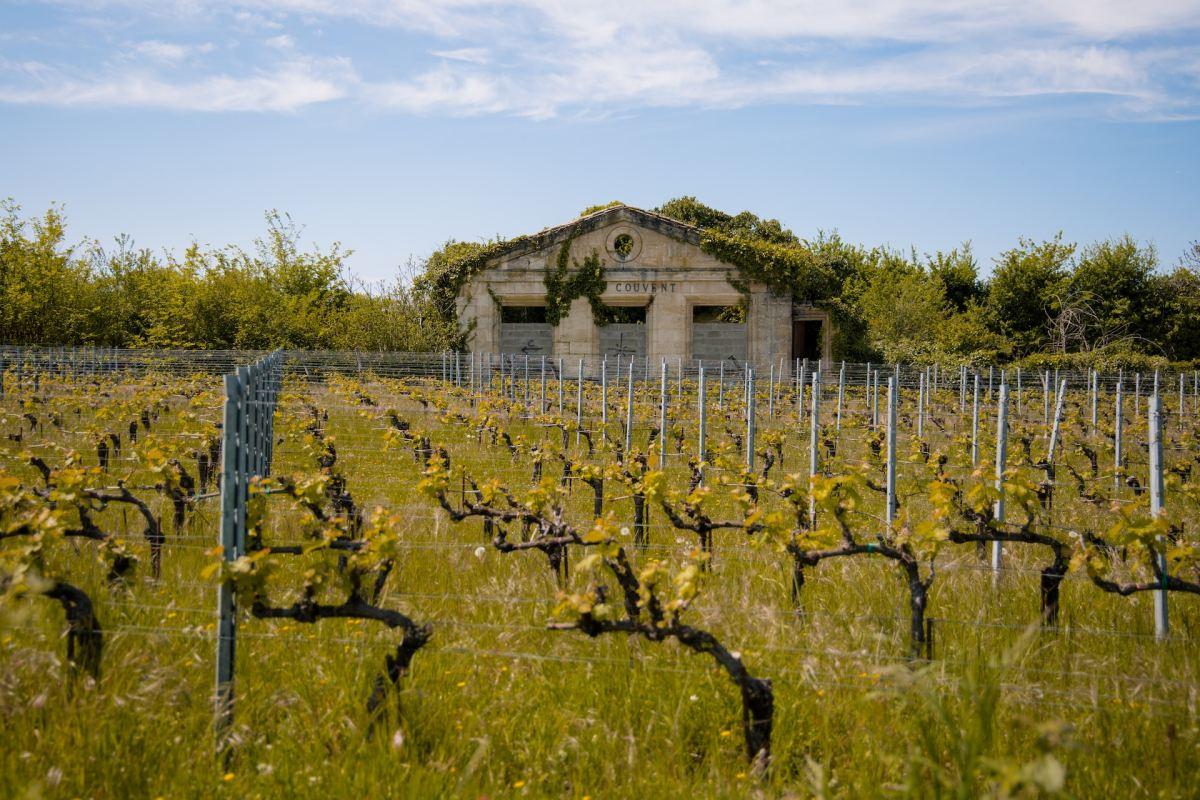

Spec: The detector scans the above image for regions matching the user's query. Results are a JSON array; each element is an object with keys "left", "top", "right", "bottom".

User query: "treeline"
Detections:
[
  {"left": 839, "top": 234, "right": 1200, "bottom": 369},
  {"left": 0, "top": 200, "right": 454, "bottom": 352},
  {"left": 652, "top": 197, "right": 1200, "bottom": 370},
  {"left": 3, "top": 197, "right": 1199, "bottom": 368}
]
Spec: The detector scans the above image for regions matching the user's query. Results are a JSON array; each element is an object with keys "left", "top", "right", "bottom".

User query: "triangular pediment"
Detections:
[{"left": 483, "top": 205, "right": 701, "bottom": 268}]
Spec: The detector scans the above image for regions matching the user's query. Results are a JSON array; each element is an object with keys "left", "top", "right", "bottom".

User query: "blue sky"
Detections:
[{"left": 1, "top": 1, "right": 1198, "bottom": 283}]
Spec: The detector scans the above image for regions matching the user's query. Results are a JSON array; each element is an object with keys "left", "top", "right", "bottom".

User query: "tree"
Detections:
[
  {"left": 1180, "top": 240, "right": 1200, "bottom": 270},
  {"left": 90, "top": 234, "right": 201, "bottom": 348},
  {"left": 935, "top": 303, "right": 1011, "bottom": 364},
  {"left": 855, "top": 252, "right": 947, "bottom": 362},
  {"left": 986, "top": 235, "right": 1075, "bottom": 355},
  {"left": 331, "top": 274, "right": 457, "bottom": 352},
  {"left": 0, "top": 199, "right": 89, "bottom": 345},
  {"left": 580, "top": 200, "right": 624, "bottom": 216},
  {"left": 656, "top": 196, "right": 799, "bottom": 245},
  {"left": 1065, "top": 236, "right": 1157, "bottom": 351},
  {"left": 927, "top": 243, "right": 983, "bottom": 312},
  {"left": 1150, "top": 266, "right": 1200, "bottom": 361}
]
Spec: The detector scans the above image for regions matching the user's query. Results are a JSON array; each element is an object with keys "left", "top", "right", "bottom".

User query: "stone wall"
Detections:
[
  {"left": 691, "top": 322, "right": 747, "bottom": 366},
  {"left": 598, "top": 323, "right": 647, "bottom": 359},
  {"left": 499, "top": 323, "right": 553, "bottom": 357}
]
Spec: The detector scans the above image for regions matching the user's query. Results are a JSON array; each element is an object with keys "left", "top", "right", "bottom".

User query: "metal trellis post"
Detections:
[
  {"left": 1149, "top": 392, "right": 1168, "bottom": 639},
  {"left": 697, "top": 365, "right": 707, "bottom": 480},
  {"left": 885, "top": 377, "right": 897, "bottom": 529},
  {"left": 809, "top": 370, "right": 820, "bottom": 527},
  {"left": 659, "top": 359, "right": 668, "bottom": 469},
  {"left": 747, "top": 369, "right": 756, "bottom": 470},
  {"left": 993, "top": 382, "right": 1009, "bottom": 576}
]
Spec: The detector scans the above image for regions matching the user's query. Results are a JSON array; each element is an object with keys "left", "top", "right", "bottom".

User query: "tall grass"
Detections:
[{"left": 1, "top": 374, "right": 1197, "bottom": 799}]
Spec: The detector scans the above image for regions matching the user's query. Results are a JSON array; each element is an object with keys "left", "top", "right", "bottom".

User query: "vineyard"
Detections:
[{"left": 1, "top": 348, "right": 1198, "bottom": 798}]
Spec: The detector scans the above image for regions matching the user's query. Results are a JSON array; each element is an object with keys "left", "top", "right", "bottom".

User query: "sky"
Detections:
[{"left": 0, "top": 0, "right": 1198, "bottom": 283}]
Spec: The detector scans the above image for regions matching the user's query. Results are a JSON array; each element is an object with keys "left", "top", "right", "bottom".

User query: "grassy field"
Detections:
[{"left": 1, "top": 366, "right": 1198, "bottom": 799}]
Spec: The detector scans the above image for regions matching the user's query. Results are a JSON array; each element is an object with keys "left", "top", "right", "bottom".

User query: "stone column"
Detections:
[
  {"left": 649, "top": 290, "right": 687, "bottom": 360},
  {"left": 556, "top": 297, "right": 597, "bottom": 364},
  {"left": 460, "top": 286, "right": 499, "bottom": 353}
]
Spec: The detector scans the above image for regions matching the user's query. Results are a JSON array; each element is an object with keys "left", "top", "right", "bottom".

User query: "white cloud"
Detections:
[
  {"left": 232, "top": 9, "right": 284, "bottom": 31},
  {"left": 57, "top": 0, "right": 1200, "bottom": 41},
  {"left": 360, "top": 42, "right": 1183, "bottom": 118},
  {"left": 0, "top": 56, "right": 353, "bottom": 111},
  {"left": 6, "top": 0, "right": 1200, "bottom": 118},
  {"left": 739, "top": 46, "right": 1153, "bottom": 104},
  {"left": 378, "top": 37, "right": 720, "bottom": 116},
  {"left": 367, "top": 65, "right": 503, "bottom": 113},
  {"left": 430, "top": 47, "right": 489, "bottom": 64},
  {"left": 132, "top": 40, "right": 217, "bottom": 63}
]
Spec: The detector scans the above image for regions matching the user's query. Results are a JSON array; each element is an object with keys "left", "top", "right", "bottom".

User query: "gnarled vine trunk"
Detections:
[
  {"left": 366, "top": 626, "right": 434, "bottom": 726},
  {"left": 545, "top": 543, "right": 569, "bottom": 586},
  {"left": 905, "top": 566, "right": 930, "bottom": 659},
  {"left": 632, "top": 493, "right": 648, "bottom": 548},
  {"left": 740, "top": 676, "right": 775, "bottom": 774},
  {"left": 44, "top": 581, "right": 102, "bottom": 680},
  {"left": 790, "top": 555, "right": 807, "bottom": 606},
  {"left": 588, "top": 479, "right": 604, "bottom": 518},
  {"left": 1040, "top": 549, "right": 1069, "bottom": 626}
]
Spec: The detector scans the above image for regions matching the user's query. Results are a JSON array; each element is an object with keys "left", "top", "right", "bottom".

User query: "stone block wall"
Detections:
[
  {"left": 692, "top": 323, "right": 747, "bottom": 366},
  {"left": 499, "top": 323, "right": 553, "bottom": 357},
  {"left": 599, "top": 323, "right": 647, "bottom": 359}
]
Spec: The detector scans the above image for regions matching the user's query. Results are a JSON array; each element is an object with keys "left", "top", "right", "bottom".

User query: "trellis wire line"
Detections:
[
  {"left": 7, "top": 355, "right": 1199, "bottom": 689},
  {"left": 5, "top": 622, "right": 1193, "bottom": 716},
  {"left": 5, "top": 346, "right": 1199, "bottom": 407}
]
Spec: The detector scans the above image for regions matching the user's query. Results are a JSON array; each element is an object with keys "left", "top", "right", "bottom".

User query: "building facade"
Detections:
[{"left": 455, "top": 205, "right": 831, "bottom": 368}]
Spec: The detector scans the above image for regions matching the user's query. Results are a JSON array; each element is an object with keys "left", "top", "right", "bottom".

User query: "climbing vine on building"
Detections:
[
  {"left": 416, "top": 236, "right": 535, "bottom": 324},
  {"left": 698, "top": 229, "right": 836, "bottom": 304},
  {"left": 544, "top": 237, "right": 608, "bottom": 326}
]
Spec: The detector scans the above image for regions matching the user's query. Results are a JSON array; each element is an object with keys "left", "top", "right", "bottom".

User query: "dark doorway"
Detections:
[{"left": 792, "top": 320, "right": 823, "bottom": 362}]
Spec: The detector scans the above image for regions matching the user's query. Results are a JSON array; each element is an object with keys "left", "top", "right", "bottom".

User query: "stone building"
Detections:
[{"left": 455, "top": 205, "right": 831, "bottom": 369}]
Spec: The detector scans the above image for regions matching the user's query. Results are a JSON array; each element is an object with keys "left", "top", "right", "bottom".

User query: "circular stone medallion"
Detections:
[{"left": 605, "top": 228, "right": 642, "bottom": 263}]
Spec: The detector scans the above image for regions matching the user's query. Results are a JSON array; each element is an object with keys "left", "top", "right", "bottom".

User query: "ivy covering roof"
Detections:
[{"left": 479, "top": 204, "right": 702, "bottom": 266}]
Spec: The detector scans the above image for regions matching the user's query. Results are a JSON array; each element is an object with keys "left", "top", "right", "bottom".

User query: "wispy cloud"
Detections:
[
  {"left": 366, "top": 65, "right": 503, "bottom": 114},
  {"left": 131, "top": 39, "right": 216, "bottom": 63},
  {"left": 0, "top": 56, "right": 354, "bottom": 111},
  {"left": 264, "top": 34, "right": 295, "bottom": 50},
  {"left": 430, "top": 47, "right": 489, "bottom": 64},
  {"left": 2, "top": 0, "right": 1198, "bottom": 117},
  {"left": 72, "top": 0, "right": 1196, "bottom": 42}
]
